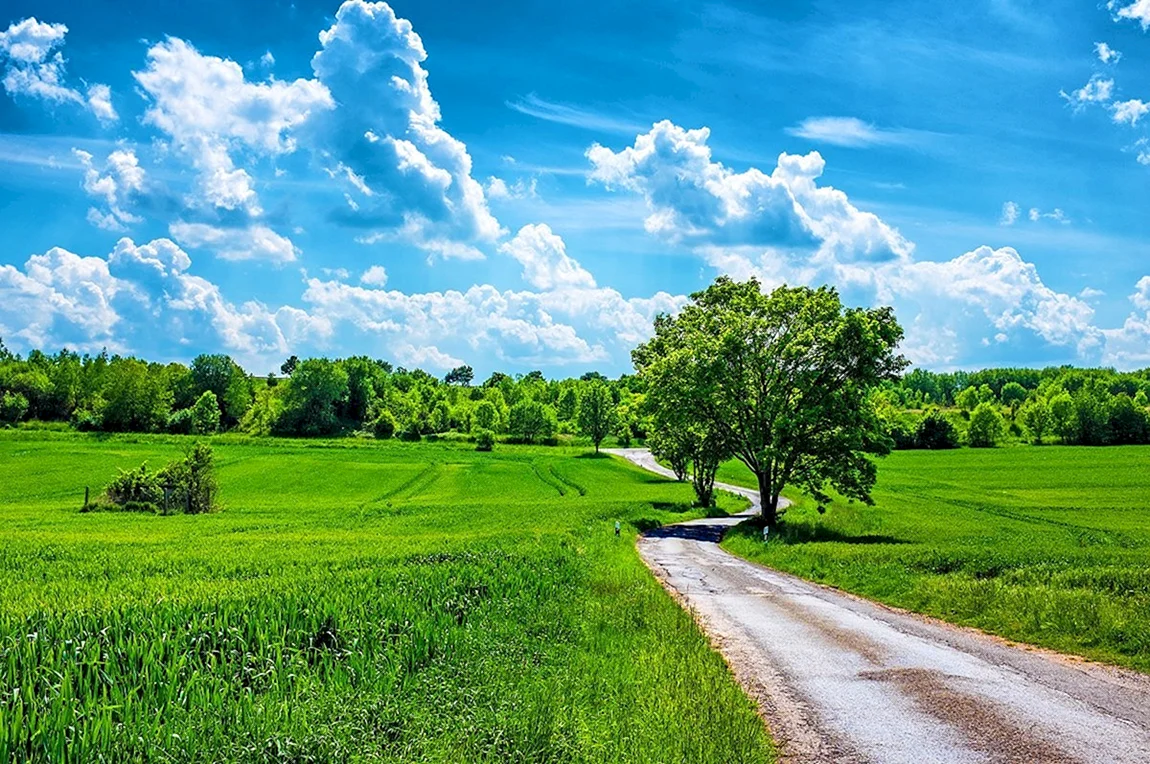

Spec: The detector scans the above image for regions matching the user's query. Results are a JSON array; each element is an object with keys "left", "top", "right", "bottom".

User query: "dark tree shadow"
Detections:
[
  {"left": 730, "top": 520, "right": 908, "bottom": 546},
  {"left": 644, "top": 521, "right": 730, "bottom": 543}
]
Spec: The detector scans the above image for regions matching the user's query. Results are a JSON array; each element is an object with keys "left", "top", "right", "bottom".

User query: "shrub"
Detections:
[
  {"left": 167, "top": 407, "right": 194, "bottom": 434},
  {"left": 0, "top": 391, "right": 29, "bottom": 424},
  {"left": 472, "top": 400, "right": 498, "bottom": 432},
  {"left": 94, "top": 444, "right": 219, "bottom": 514},
  {"left": 475, "top": 428, "right": 495, "bottom": 452},
  {"left": 372, "top": 410, "right": 397, "bottom": 439},
  {"left": 968, "top": 402, "right": 1004, "bottom": 448},
  {"left": 190, "top": 390, "right": 221, "bottom": 435},
  {"left": 914, "top": 410, "right": 959, "bottom": 449},
  {"left": 104, "top": 463, "right": 163, "bottom": 508},
  {"left": 71, "top": 408, "right": 102, "bottom": 432}
]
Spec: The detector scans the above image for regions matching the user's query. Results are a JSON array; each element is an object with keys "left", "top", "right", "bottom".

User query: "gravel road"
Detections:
[{"left": 608, "top": 447, "right": 1150, "bottom": 764}]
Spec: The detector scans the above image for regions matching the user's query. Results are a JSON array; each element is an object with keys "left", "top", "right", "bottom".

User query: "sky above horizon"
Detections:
[{"left": 1, "top": 0, "right": 1149, "bottom": 376}]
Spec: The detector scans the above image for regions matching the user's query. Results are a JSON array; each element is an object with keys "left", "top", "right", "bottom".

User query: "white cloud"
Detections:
[
  {"left": 785, "top": 116, "right": 916, "bottom": 148},
  {"left": 486, "top": 176, "right": 537, "bottom": 200},
  {"left": 506, "top": 94, "right": 647, "bottom": 134},
  {"left": 133, "top": 37, "right": 333, "bottom": 213},
  {"left": 1110, "top": 0, "right": 1150, "bottom": 29},
  {"left": 588, "top": 120, "right": 912, "bottom": 265},
  {"left": 1061, "top": 75, "right": 1114, "bottom": 108},
  {"left": 169, "top": 221, "right": 298, "bottom": 264},
  {"left": 1101, "top": 277, "right": 1150, "bottom": 365},
  {"left": 1028, "top": 207, "right": 1070, "bottom": 224},
  {"left": 360, "top": 265, "right": 388, "bottom": 286},
  {"left": 1000, "top": 201, "right": 1020, "bottom": 225},
  {"left": 1112, "top": 99, "right": 1150, "bottom": 125},
  {"left": 393, "top": 343, "right": 463, "bottom": 370},
  {"left": 0, "top": 18, "right": 117, "bottom": 122},
  {"left": 74, "top": 148, "right": 145, "bottom": 231},
  {"left": 1095, "top": 42, "right": 1123, "bottom": 63},
  {"left": 499, "top": 224, "right": 596, "bottom": 290},
  {"left": 310, "top": 0, "right": 504, "bottom": 258}
]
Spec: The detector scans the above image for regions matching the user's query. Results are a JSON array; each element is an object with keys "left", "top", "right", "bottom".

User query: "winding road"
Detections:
[{"left": 608, "top": 448, "right": 1150, "bottom": 764}]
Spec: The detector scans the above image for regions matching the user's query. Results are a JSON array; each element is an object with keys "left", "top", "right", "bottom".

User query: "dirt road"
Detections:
[{"left": 608, "top": 448, "right": 1150, "bottom": 764}]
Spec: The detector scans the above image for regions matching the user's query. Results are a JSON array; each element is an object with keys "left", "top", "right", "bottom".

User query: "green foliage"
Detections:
[
  {"left": 914, "top": 410, "right": 960, "bottom": 449},
  {"left": 474, "top": 428, "right": 495, "bottom": 451},
  {"left": 100, "top": 359, "right": 172, "bottom": 433},
  {"left": 371, "top": 409, "right": 397, "bottom": 439},
  {"left": 190, "top": 354, "right": 252, "bottom": 426},
  {"left": 238, "top": 386, "right": 284, "bottom": 436},
  {"left": 557, "top": 386, "right": 578, "bottom": 422},
  {"left": 1000, "top": 381, "right": 1027, "bottom": 416},
  {"left": 0, "top": 432, "right": 771, "bottom": 762},
  {"left": 955, "top": 386, "right": 980, "bottom": 412},
  {"left": 275, "top": 359, "right": 350, "bottom": 436},
  {"left": 443, "top": 364, "right": 474, "bottom": 386},
  {"left": 190, "top": 390, "right": 221, "bottom": 435},
  {"left": 576, "top": 382, "right": 616, "bottom": 452},
  {"left": 1020, "top": 398, "right": 1053, "bottom": 444},
  {"left": 635, "top": 277, "right": 905, "bottom": 525},
  {"left": 647, "top": 430, "right": 689, "bottom": 481},
  {"left": 472, "top": 399, "right": 498, "bottom": 432},
  {"left": 95, "top": 444, "right": 219, "bottom": 515},
  {"left": 0, "top": 391, "right": 29, "bottom": 424},
  {"left": 967, "top": 402, "right": 1004, "bottom": 447},
  {"left": 508, "top": 400, "right": 556, "bottom": 443}
]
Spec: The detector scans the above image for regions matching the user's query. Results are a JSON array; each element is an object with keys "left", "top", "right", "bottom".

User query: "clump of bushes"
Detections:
[
  {"left": 1, "top": 391, "right": 29, "bottom": 425},
  {"left": 85, "top": 443, "right": 219, "bottom": 514},
  {"left": 371, "top": 410, "right": 397, "bottom": 440},
  {"left": 967, "top": 402, "right": 1004, "bottom": 448},
  {"left": 474, "top": 428, "right": 495, "bottom": 452},
  {"left": 914, "top": 410, "right": 960, "bottom": 449}
]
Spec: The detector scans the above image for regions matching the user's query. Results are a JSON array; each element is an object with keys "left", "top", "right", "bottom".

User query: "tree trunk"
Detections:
[{"left": 756, "top": 471, "right": 778, "bottom": 528}]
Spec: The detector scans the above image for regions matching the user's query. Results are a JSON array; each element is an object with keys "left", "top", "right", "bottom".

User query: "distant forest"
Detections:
[{"left": 2, "top": 337, "right": 1149, "bottom": 447}]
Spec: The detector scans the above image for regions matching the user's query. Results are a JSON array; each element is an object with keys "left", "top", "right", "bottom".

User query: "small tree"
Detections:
[
  {"left": 557, "top": 387, "right": 578, "bottom": 422},
  {"left": 280, "top": 355, "right": 299, "bottom": 376},
  {"left": 444, "top": 365, "right": 474, "bottom": 386},
  {"left": 968, "top": 402, "right": 1004, "bottom": 447},
  {"left": 1020, "top": 398, "right": 1052, "bottom": 445},
  {"left": 472, "top": 400, "right": 498, "bottom": 432},
  {"left": 0, "top": 392, "right": 29, "bottom": 424},
  {"left": 372, "top": 410, "right": 397, "bottom": 439},
  {"left": 1049, "top": 391, "right": 1076, "bottom": 443},
  {"left": 915, "top": 410, "right": 959, "bottom": 449},
  {"left": 190, "top": 390, "right": 221, "bottom": 435},
  {"left": 509, "top": 400, "right": 556, "bottom": 443},
  {"left": 1001, "top": 382, "right": 1027, "bottom": 419},
  {"left": 577, "top": 382, "right": 616, "bottom": 452},
  {"left": 475, "top": 428, "right": 495, "bottom": 452},
  {"left": 648, "top": 430, "right": 690, "bottom": 481},
  {"left": 955, "top": 387, "right": 980, "bottom": 413}
]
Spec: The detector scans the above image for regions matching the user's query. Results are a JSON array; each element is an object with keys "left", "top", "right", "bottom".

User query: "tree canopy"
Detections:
[{"left": 634, "top": 277, "right": 906, "bottom": 526}]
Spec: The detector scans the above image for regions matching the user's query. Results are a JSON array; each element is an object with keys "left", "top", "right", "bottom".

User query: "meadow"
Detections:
[
  {"left": 720, "top": 446, "right": 1150, "bottom": 671},
  {"left": 0, "top": 431, "right": 773, "bottom": 763}
]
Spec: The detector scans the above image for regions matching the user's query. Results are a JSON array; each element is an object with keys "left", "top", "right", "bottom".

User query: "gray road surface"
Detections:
[{"left": 607, "top": 447, "right": 1150, "bottom": 764}]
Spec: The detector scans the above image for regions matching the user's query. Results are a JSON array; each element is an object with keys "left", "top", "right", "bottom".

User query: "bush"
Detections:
[
  {"left": 914, "top": 410, "right": 959, "bottom": 449},
  {"left": 190, "top": 390, "right": 221, "bottom": 435},
  {"left": 167, "top": 408, "right": 194, "bottom": 434},
  {"left": 508, "top": 400, "right": 556, "bottom": 443},
  {"left": 472, "top": 400, "right": 498, "bottom": 432},
  {"left": 968, "top": 403, "right": 1004, "bottom": 448},
  {"left": 71, "top": 408, "right": 102, "bottom": 432},
  {"left": 0, "top": 391, "right": 29, "bottom": 424},
  {"left": 372, "top": 410, "right": 397, "bottom": 440},
  {"left": 475, "top": 428, "right": 495, "bottom": 452},
  {"left": 93, "top": 443, "right": 219, "bottom": 514}
]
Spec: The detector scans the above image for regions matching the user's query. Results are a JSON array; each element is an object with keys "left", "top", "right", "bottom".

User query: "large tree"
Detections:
[{"left": 634, "top": 277, "right": 906, "bottom": 527}]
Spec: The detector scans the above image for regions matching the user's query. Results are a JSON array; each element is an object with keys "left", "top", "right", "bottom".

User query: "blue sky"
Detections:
[{"left": 1, "top": 0, "right": 1150, "bottom": 375}]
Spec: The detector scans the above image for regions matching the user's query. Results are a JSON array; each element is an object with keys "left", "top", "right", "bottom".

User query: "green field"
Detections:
[
  {"left": 0, "top": 431, "right": 772, "bottom": 763},
  {"left": 719, "top": 446, "right": 1150, "bottom": 671}
]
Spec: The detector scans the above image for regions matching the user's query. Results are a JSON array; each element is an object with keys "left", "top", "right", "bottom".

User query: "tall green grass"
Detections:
[
  {"left": 0, "top": 431, "right": 772, "bottom": 763},
  {"left": 720, "top": 446, "right": 1150, "bottom": 671}
]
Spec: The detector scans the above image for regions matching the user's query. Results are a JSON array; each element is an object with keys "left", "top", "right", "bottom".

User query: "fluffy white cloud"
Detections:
[
  {"left": 169, "top": 221, "right": 298, "bottom": 264},
  {"left": 134, "top": 37, "right": 333, "bottom": 213},
  {"left": 486, "top": 176, "right": 537, "bottom": 200},
  {"left": 310, "top": 0, "right": 503, "bottom": 258},
  {"left": 1101, "top": 277, "right": 1150, "bottom": 366},
  {"left": 588, "top": 120, "right": 912, "bottom": 267},
  {"left": 1113, "top": 99, "right": 1150, "bottom": 125},
  {"left": 0, "top": 18, "right": 117, "bottom": 122},
  {"left": 74, "top": 148, "right": 145, "bottom": 231},
  {"left": 360, "top": 265, "right": 388, "bottom": 286},
  {"left": 1000, "top": 201, "right": 1020, "bottom": 225},
  {"left": 1095, "top": 42, "right": 1123, "bottom": 63},
  {"left": 1110, "top": 0, "right": 1150, "bottom": 29},
  {"left": 393, "top": 343, "right": 463, "bottom": 370},
  {"left": 499, "top": 224, "right": 595, "bottom": 290}
]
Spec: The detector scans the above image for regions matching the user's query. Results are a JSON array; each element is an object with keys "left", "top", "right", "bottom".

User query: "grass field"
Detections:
[
  {"left": 0, "top": 431, "right": 772, "bottom": 763},
  {"left": 719, "top": 446, "right": 1150, "bottom": 671}
]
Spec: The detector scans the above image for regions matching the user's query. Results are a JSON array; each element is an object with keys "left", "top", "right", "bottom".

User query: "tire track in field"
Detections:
[{"left": 608, "top": 447, "right": 1150, "bottom": 764}]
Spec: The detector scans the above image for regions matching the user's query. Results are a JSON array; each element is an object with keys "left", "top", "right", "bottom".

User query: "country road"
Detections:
[{"left": 607, "top": 448, "right": 1150, "bottom": 764}]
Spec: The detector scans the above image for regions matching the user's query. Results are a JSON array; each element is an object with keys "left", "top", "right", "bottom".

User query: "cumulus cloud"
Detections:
[
  {"left": 74, "top": 148, "right": 145, "bottom": 231},
  {"left": 309, "top": 0, "right": 504, "bottom": 258},
  {"left": 0, "top": 17, "right": 117, "bottom": 122},
  {"left": 133, "top": 37, "right": 333, "bottom": 213},
  {"left": 499, "top": 224, "right": 595, "bottom": 290},
  {"left": 360, "top": 265, "right": 388, "bottom": 286},
  {"left": 1113, "top": 99, "right": 1150, "bottom": 125},
  {"left": 1110, "top": 0, "right": 1150, "bottom": 29},
  {"left": 393, "top": 343, "right": 463, "bottom": 370},
  {"left": 169, "top": 221, "right": 299, "bottom": 264}
]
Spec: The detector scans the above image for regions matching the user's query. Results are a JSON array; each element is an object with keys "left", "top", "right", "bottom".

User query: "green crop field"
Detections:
[
  {"left": 720, "top": 446, "right": 1150, "bottom": 671},
  {"left": 0, "top": 431, "right": 772, "bottom": 763}
]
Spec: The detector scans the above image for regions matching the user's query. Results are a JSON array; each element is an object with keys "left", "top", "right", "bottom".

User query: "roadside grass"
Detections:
[
  {"left": 0, "top": 431, "right": 771, "bottom": 763},
  {"left": 718, "top": 446, "right": 1150, "bottom": 672}
]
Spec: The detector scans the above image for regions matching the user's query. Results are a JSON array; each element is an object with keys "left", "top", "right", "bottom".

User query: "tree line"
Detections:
[{"left": 0, "top": 338, "right": 627, "bottom": 449}]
